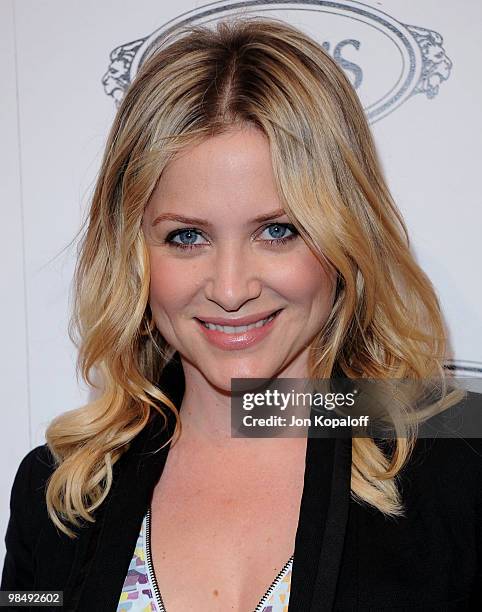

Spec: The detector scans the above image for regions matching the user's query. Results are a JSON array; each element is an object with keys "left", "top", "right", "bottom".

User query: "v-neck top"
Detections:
[{"left": 116, "top": 507, "right": 293, "bottom": 611}]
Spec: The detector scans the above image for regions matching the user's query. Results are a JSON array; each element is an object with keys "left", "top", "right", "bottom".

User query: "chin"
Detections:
[{"left": 208, "top": 362, "right": 279, "bottom": 389}]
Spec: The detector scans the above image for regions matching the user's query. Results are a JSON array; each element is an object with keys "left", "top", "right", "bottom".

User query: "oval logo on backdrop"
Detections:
[{"left": 102, "top": 0, "right": 452, "bottom": 123}]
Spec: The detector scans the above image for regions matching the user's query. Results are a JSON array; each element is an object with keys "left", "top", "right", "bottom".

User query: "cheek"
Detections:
[
  {"left": 271, "top": 249, "right": 335, "bottom": 304},
  {"left": 148, "top": 253, "right": 190, "bottom": 312}
]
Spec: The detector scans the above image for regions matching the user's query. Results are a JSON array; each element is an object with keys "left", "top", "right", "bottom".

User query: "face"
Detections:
[{"left": 142, "top": 125, "right": 336, "bottom": 392}]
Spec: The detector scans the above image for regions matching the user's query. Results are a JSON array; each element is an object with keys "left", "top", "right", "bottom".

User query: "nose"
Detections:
[{"left": 204, "top": 242, "right": 263, "bottom": 311}]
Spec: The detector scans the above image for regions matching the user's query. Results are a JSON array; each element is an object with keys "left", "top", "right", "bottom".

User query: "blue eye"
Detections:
[
  {"left": 259, "top": 223, "right": 298, "bottom": 245},
  {"left": 167, "top": 229, "right": 207, "bottom": 249},
  {"left": 165, "top": 223, "right": 298, "bottom": 251}
]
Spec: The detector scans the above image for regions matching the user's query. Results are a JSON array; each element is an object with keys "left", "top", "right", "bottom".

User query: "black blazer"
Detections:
[{"left": 2, "top": 368, "right": 482, "bottom": 611}]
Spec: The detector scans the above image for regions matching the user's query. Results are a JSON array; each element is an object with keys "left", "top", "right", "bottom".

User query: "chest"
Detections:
[{"left": 148, "top": 459, "right": 305, "bottom": 611}]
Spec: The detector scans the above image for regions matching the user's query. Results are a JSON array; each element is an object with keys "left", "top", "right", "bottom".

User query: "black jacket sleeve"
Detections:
[{"left": 1, "top": 445, "right": 56, "bottom": 590}]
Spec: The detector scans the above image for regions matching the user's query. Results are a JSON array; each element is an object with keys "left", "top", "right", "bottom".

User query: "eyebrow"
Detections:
[{"left": 151, "top": 208, "right": 287, "bottom": 228}]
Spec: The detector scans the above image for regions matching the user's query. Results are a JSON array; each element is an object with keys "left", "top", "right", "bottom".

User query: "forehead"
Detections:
[{"left": 148, "top": 126, "right": 283, "bottom": 217}]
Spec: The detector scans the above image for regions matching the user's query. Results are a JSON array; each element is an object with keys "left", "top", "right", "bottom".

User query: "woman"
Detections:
[{"left": 2, "top": 16, "right": 481, "bottom": 612}]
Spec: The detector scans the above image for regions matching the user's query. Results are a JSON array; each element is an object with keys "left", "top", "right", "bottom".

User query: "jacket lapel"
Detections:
[{"left": 289, "top": 435, "right": 352, "bottom": 612}]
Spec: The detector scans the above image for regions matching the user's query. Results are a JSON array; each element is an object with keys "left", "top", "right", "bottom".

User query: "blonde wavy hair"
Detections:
[{"left": 46, "top": 16, "right": 462, "bottom": 537}]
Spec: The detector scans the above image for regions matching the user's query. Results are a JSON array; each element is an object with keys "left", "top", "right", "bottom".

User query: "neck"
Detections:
[{"left": 167, "top": 359, "right": 310, "bottom": 465}]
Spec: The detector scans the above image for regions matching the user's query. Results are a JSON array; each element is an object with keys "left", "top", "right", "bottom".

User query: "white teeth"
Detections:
[{"left": 202, "top": 312, "right": 278, "bottom": 333}]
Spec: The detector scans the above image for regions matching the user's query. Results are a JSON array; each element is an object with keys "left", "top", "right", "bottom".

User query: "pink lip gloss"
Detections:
[{"left": 194, "top": 310, "right": 282, "bottom": 351}]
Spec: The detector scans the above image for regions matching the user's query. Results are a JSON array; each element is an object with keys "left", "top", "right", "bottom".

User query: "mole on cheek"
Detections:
[{"left": 213, "top": 589, "right": 219, "bottom": 597}]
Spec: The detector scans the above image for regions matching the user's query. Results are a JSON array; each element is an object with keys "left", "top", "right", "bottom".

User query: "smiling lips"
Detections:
[
  {"left": 195, "top": 308, "right": 282, "bottom": 327},
  {"left": 194, "top": 309, "right": 283, "bottom": 350}
]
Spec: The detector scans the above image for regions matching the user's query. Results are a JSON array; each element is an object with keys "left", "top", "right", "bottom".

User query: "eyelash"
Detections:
[{"left": 164, "top": 223, "right": 299, "bottom": 251}]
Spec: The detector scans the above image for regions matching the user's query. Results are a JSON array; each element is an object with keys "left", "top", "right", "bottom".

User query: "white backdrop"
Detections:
[{"left": 2, "top": 0, "right": 481, "bottom": 564}]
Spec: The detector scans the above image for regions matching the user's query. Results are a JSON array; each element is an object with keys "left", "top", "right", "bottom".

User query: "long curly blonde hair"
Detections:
[{"left": 45, "top": 16, "right": 461, "bottom": 537}]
